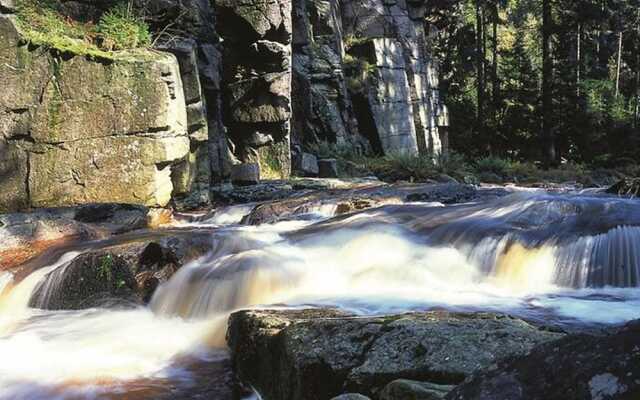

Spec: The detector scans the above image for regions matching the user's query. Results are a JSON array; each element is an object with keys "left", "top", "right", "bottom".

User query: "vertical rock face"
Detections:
[
  {"left": 149, "top": 0, "right": 226, "bottom": 205},
  {"left": 290, "top": 0, "right": 362, "bottom": 149},
  {"left": 0, "top": 14, "right": 189, "bottom": 212},
  {"left": 216, "top": 0, "right": 293, "bottom": 180},
  {"left": 339, "top": 0, "right": 448, "bottom": 156},
  {"left": 0, "top": 0, "right": 450, "bottom": 212}
]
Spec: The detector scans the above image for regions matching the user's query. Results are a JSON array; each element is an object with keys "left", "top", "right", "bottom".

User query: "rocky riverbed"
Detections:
[{"left": 1, "top": 180, "right": 640, "bottom": 399}]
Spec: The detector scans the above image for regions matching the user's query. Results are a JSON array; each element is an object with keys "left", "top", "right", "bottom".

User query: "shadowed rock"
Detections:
[{"left": 446, "top": 320, "right": 640, "bottom": 400}]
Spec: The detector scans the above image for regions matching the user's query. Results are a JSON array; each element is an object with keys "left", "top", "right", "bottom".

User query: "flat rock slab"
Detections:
[
  {"left": 446, "top": 320, "right": 640, "bottom": 400},
  {"left": 227, "top": 309, "right": 564, "bottom": 400},
  {"left": 0, "top": 204, "right": 150, "bottom": 270}
]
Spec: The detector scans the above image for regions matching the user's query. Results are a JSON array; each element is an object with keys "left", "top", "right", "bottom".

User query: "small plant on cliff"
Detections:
[
  {"left": 15, "top": 0, "right": 151, "bottom": 57},
  {"left": 97, "top": 3, "right": 151, "bottom": 50}
]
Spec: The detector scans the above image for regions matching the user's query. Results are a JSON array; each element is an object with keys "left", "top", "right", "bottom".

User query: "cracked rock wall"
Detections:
[
  {"left": 216, "top": 0, "right": 293, "bottom": 180},
  {"left": 340, "top": 0, "right": 448, "bottom": 156},
  {"left": 0, "top": 13, "right": 189, "bottom": 211}
]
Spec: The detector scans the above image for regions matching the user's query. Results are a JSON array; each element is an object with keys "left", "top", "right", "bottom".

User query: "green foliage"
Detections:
[
  {"left": 343, "top": 54, "right": 376, "bottom": 93},
  {"left": 475, "top": 156, "right": 512, "bottom": 176},
  {"left": 15, "top": 0, "right": 151, "bottom": 58},
  {"left": 97, "top": 3, "right": 151, "bottom": 50},
  {"left": 432, "top": 0, "right": 639, "bottom": 165},
  {"left": 98, "top": 255, "right": 114, "bottom": 281}
]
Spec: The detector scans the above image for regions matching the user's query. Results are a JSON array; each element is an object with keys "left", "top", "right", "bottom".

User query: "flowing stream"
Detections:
[{"left": 1, "top": 191, "right": 640, "bottom": 398}]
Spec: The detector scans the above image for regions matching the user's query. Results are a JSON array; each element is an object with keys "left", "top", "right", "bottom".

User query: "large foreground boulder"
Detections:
[
  {"left": 446, "top": 320, "right": 640, "bottom": 400},
  {"left": 226, "top": 309, "right": 564, "bottom": 400}
]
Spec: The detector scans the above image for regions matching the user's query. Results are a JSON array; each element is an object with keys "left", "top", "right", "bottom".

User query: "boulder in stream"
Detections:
[
  {"left": 29, "top": 231, "right": 214, "bottom": 309},
  {"left": 446, "top": 320, "right": 640, "bottom": 400},
  {"left": 226, "top": 309, "right": 564, "bottom": 400}
]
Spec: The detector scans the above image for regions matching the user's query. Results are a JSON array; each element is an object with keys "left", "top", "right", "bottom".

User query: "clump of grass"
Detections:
[
  {"left": 97, "top": 3, "right": 151, "bottom": 50},
  {"left": 15, "top": 0, "right": 151, "bottom": 58}
]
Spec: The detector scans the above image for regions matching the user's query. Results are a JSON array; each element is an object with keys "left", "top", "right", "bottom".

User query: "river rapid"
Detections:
[{"left": 1, "top": 190, "right": 640, "bottom": 399}]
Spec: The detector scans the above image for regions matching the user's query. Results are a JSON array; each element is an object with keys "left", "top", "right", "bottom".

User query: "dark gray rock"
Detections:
[
  {"left": 29, "top": 232, "right": 215, "bottom": 309},
  {"left": 606, "top": 177, "right": 640, "bottom": 197},
  {"left": 405, "top": 183, "right": 477, "bottom": 204},
  {"left": 380, "top": 379, "right": 454, "bottom": 400},
  {"left": 231, "top": 163, "right": 260, "bottom": 186},
  {"left": 331, "top": 394, "right": 372, "bottom": 400},
  {"left": 446, "top": 320, "right": 640, "bottom": 400},
  {"left": 227, "top": 309, "right": 564, "bottom": 400},
  {"left": 319, "top": 158, "right": 339, "bottom": 178},
  {"left": 296, "top": 152, "right": 319, "bottom": 176}
]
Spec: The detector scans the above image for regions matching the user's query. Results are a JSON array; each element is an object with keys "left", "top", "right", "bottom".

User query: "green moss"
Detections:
[
  {"left": 15, "top": 0, "right": 151, "bottom": 60},
  {"left": 343, "top": 34, "right": 372, "bottom": 50},
  {"left": 259, "top": 145, "right": 286, "bottom": 180},
  {"left": 343, "top": 54, "right": 376, "bottom": 93}
]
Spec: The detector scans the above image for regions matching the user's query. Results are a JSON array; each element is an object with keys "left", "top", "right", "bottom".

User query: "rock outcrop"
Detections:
[
  {"left": 0, "top": 0, "right": 450, "bottom": 212},
  {"left": 0, "top": 13, "right": 189, "bottom": 211},
  {"left": 216, "top": 0, "right": 294, "bottom": 180},
  {"left": 340, "top": 0, "right": 448, "bottom": 156},
  {"left": 226, "top": 309, "right": 563, "bottom": 400},
  {"left": 446, "top": 320, "right": 640, "bottom": 400},
  {"left": 291, "top": 0, "right": 362, "bottom": 147}
]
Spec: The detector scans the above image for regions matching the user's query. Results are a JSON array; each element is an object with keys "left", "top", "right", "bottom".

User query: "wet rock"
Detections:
[
  {"left": 74, "top": 203, "right": 149, "bottom": 229},
  {"left": 227, "top": 309, "right": 564, "bottom": 400},
  {"left": 319, "top": 158, "right": 339, "bottom": 178},
  {"left": 29, "top": 232, "right": 214, "bottom": 309},
  {"left": 446, "top": 320, "right": 640, "bottom": 400},
  {"left": 405, "top": 183, "right": 477, "bottom": 204},
  {"left": 331, "top": 394, "right": 372, "bottom": 400},
  {"left": 606, "top": 177, "right": 640, "bottom": 197},
  {"left": 231, "top": 163, "right": 261, "bottom": 186},
  {"left": 380, "top": 379, "right": 454, "bottom": 400},
  {"left": 0, "top": 205, "right": 153, "bottom": 270},
  {"left": 212, "top": 181, "right": 296, "bottom": 204}
]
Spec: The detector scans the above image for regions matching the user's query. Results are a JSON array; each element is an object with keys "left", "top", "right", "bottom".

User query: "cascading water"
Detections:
[{"left": 2, "top": 191, "right": 640, "bottom": 398}]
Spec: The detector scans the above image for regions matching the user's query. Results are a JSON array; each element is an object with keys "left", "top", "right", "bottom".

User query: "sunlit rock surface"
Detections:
[{"left": 0, "top": 15, "right": 189, "bottom": 211}]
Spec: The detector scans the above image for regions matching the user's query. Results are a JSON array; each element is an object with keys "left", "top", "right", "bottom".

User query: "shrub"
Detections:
[{"left": 475, "top": 156, "right": 512, "bottom": 176}]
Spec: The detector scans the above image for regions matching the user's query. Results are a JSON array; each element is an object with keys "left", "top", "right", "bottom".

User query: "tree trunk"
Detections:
[
  {"left": 476, "top": 0, "right": 485, "bottom": 140},
  {"left": 636, "top": 9, "right": 640, "bottom": 129},
  {"left": 615, "top": 31, "right": 623, "bottom": 98},
  {"left": 492, "top": 3, "right": 499, "bottom": 121},
  {"left": 576, "top": 23, "right": 582, "bottom": 99},
  {"left": 542, "top": 0, "right": 555, "bottom": 166}
]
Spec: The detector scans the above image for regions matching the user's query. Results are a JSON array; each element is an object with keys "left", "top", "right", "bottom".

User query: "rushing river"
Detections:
[{"left": 1, "top": 190, "right": 640, "bottom": 399}]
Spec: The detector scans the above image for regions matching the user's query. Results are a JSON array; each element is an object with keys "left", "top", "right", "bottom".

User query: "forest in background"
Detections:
[{"left": 430, "top": 0, "right": 640, "bottom": 168}]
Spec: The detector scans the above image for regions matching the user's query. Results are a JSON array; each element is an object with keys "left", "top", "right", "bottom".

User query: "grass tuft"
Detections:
[{"left": 15, "top": 0, "right": 151, "bottom": 59}]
